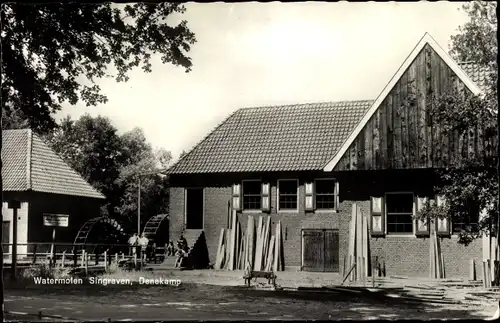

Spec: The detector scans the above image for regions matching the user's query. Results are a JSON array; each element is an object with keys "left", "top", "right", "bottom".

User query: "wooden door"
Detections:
[
  {"left": 302, "top": 229, "right": 339, "bottom": 272},
  {"left": 324, "top": 229, "right": 339, "bottom": 272},
  {"left": 2, "top": 221, "right": 10, "bottom": 254},
  {"left": 302, "top": 230, "right": 324, "bottom": 272}
]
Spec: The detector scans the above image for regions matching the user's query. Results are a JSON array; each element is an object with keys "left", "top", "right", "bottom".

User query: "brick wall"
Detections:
[
  {"left": 338, "top": 197, "right": 483, "bottom": 279},
  {"left": 169, "top": 170, "right": 483, "bottom": 278},
  {"left": 169, "top": 173, "right": 340, "bottom": 268}
]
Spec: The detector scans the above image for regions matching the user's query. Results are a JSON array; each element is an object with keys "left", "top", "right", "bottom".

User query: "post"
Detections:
[
  {"left": 61, "top": 251, "right": 66, "bottom": 268},
  {"left": 80, "top": 250, "right": 85, "bottom": 268},
  {"left": 50, "top": 228, "right": 56, "bottom": 265},
  {"left": 104, "top": 251, "right": 108, "bottom": 272},
  {"left": 115, "top": 253, "right": 118, "bottom": 265},
  {"left": 7, "top": 200, "right": 22, "bottom": 281},
  {"left": 84, "top": 252, "right": 89, "bottom": 275},
  {"left": 138, "top": 177, "right": 141, "bottom": 235}
]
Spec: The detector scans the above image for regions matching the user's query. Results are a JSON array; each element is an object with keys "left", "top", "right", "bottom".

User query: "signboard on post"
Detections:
[
  {"left": 43, "top": 214, "right": 69, "bottom": 227},
  {"left": 43, "top": 214, "right": 69, "bottom": 265}
]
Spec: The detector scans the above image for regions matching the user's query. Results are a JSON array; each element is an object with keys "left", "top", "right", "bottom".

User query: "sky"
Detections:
[{"left": 56, "top": 1, "right": 470, "bottom": 162}]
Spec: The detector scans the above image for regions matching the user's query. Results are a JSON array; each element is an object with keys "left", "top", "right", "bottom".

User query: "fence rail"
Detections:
[{"left": 1, "top": 242, "right": 170, "bottom": 269}]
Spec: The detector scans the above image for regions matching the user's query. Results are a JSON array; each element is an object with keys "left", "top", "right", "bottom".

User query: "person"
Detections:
[
  {"left": 138, "top": 233, "right": 149, "bottom": 262},
  {"left": 128, "top": 233, "right": 138, "bottom": 255},
  {"left": 174, "top": 247, "right": 187, "bottom": 268},
  {"left": 166, "top": 240, "right": 175, "bottom": 256},
  {"left": 177, "top": 234, "right": 188, "bottom": 252}
]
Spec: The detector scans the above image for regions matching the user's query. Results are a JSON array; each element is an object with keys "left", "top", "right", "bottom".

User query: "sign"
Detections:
[{"left": 43, "top": 214, "right": 69, "bottom": 227}]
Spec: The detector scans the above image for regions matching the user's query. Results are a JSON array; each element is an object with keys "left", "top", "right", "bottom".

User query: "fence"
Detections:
[{"left": 1, "top": 242, "right": 170, "bottom": 269}]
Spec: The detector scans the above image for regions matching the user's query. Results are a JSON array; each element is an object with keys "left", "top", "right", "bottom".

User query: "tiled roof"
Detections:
[
  {"left": 168, "top": 101, "right": 373, "bottom": 174},
  {"left": 2, "top": 129, "right": 105, "bottom": 199},
  {"left": 458, "top": 62, "right": 492, "bottom": 93}
]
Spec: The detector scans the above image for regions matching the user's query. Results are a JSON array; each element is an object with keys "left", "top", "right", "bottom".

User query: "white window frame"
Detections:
[
  {"left": 277, "top": 179, "right": 299, "bottom": 213},
  {"left": 183, "top": 187, "right": 205, "bottom": 230},
  {"left": 314, "top": 178, "right": 338, "bottom": 213},
  {"left": 385, "top": 192, "right": 415, "bottom": 236},
  {"left": 242, "top": 179, "right": 262, "bottom": 213}
]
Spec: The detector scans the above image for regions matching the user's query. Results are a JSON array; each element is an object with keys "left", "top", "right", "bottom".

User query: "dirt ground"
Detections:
[{"left": 4, "top": 268, "right": 499, "bottom": 320}]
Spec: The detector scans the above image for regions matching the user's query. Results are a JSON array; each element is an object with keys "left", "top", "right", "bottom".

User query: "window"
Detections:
[
  {"left": 386, "top": 193, "right": 414, "bottom": 234},
  {"left": 315, "top": 179, "right": 336, "bottom": 210},
  {"left": 278, "top": 179, "right": 298, "bottom": 211},
  {"left": 452, "top": 199, "right": 480, "bottom": 234},
  {"left": 242, "top": 180, "right": 261, "bottom": 210}
]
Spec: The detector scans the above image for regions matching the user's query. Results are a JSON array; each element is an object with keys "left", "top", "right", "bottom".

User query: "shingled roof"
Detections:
[
  {"left": 2, "top": 129, "right": 105, "bottom": 199},
  {"left": 458, "top": 62, "right": 492, "bottom": 93},
  {"left": 168, "top": 101, "right": 373, "bottom": 174}
]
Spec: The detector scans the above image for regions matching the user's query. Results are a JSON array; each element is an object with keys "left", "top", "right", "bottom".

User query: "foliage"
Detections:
[
  {"left": 22, "top": 264, "right": 71, "bottom": 280},
  {"left": 1, "top": 3, "right": 196, "bottom": 134},
  {"left": 419, "top": 0, "right": 498, "bottom": 244},
  {"left": 46, "top": 114, "right": 171, "bottom": 232}
]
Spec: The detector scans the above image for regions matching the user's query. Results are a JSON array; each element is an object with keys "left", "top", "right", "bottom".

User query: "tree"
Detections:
[
  {"left": 46, "top": 116, "right": 172, "bottom": 231},
  {"left": 46, "top": 114, "right": 126, "bottom": 217},
  {"left": 419, "top": 1, "right": 498, "bottom": 245},
  {"left": 114, "top": 128, "right": 171, "bottom": 231},
  {"left": 1, "top": 3, "right": 196, "bottom": 134}
]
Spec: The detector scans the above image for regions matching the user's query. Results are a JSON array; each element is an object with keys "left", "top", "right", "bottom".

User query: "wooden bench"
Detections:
[{"left": 243, "top": 270, "right": 277, "bottom": 287}]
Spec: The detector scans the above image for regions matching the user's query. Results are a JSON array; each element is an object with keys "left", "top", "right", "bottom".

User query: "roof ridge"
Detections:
[
  {"left": 26, "top": 128, "right": 33, "bottom": 190},
  {"left": 239, "top": 99, "right": 375, "bottom": 111}
]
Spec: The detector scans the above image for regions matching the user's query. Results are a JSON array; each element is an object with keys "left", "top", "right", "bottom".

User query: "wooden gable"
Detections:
[{"left": 328, "top": 36, "right": 493, "bottom": 172}]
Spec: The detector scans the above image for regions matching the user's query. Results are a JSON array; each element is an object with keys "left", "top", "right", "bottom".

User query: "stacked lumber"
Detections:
[
  {"left": 344, "top": 203, "right": 371, "bottom": 283},
  {"left": 214, "top": 212, "right": 284, "bottom": 271},
  {"left": 429, "top": 231, "right": 445, "bottom": 279}
]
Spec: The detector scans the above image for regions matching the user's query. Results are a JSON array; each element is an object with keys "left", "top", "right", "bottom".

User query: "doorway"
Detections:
[
  {"left": 302, "top": 229, "right": 339, "bottom": 272},
  {"left": 185, "top": 188, "right": 204, "bottom": 230}
]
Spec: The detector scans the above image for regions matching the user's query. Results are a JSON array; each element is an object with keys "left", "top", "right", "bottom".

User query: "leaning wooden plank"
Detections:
[
  {"left": 229, "top": 210, "right": 238, "bottom": 270},
  {"left": 273, "top": 222, "right": 280, "bottom": 272},
  {"left": 348, "top": 204, "right": 356, "bottom": 280},
  {"left": 266, "top": 236, "right": 275, "bottom": 271},
  {"left": 248, "top": 216, "right": 255, "bottom": 270},
  {"left": 215, "top": 228, "right": 225, "bottom": 269},
  {"left": 226, "top": 228, "right": 233, "bottom": 270},
  {"left": 362, "top": 209, "right": 369, "bottom": 277},
  {"left": 261, "top": 216, "right": 270, "bottom": 269},
  {"left": 469, "top": 259, "right": 476, "bottom": 281},
  {"left": 244, "top": 217, "right": 251, "bottom": 269},
  {"left": 235, "top": 219, "right": 241, "bottom": 270},
  {"left": 356, "top": 204, "right": 362, "bottom": 280},
  {"left": 341, "top": 262, "right": 357, "bottom": 286},
  {"left": 429, "top": 232, "right": 434, "bottom": 278},
  {"left": 482, "top": 261, "right": 487, "bottom": 288},
  {"left": 254, "top": 216, "right": 263, "bottom": 271}
]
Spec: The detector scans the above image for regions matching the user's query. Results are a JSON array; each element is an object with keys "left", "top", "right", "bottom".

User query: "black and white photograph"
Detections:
[{"left": 0, "top": 1, "right": 498, "bottom": 321}]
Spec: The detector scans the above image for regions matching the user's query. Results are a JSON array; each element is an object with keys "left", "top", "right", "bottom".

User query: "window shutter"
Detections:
[
  {"left": 232, "top": 184, "right": 241, "bottom": 211},
  {"left": 304, "top": 182, "right": 314, "bottom": 212},
  {"left": 436, "top": 195, "right": 450, "bottom": 236},
  {"left": 415, "top": 196, "right": 430, "bottom": 236},
  {"left": 370, "top": 196, "right": 385, "bottom": 236},
  {"left": 261, "top": 183, "right": 270, "bottom": 212},
  {"left": 334, "top": 181, "right": 340, "bottom": 212}
]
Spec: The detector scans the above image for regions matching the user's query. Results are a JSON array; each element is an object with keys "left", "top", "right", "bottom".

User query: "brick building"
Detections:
[
  {"left": 2, "top": 128, "right": 105, "bottom": 256},
  {"left": 167, "top": 33, "right": 493, "bottom": 278}
]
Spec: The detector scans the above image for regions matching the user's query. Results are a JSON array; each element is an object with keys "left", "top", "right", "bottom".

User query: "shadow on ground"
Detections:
[{"left": 5, "top": 282, "right": 488, "bottom": 320}]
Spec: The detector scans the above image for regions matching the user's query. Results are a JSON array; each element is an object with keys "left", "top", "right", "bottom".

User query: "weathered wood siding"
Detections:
[{"left": 335, "top": 44, "right": 495, "bottom": 171}]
